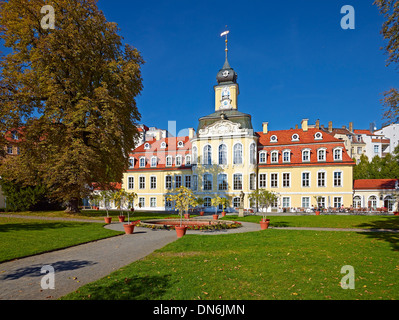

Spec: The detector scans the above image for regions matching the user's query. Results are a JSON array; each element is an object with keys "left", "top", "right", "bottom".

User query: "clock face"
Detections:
[{"left": 222, "top": 70, "right": 229, "bottom": 77}]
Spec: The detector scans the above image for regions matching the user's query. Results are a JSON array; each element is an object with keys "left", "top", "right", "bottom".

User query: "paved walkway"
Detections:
[{"left": 0, "top": 215, "right": 397, "bottom": 300}]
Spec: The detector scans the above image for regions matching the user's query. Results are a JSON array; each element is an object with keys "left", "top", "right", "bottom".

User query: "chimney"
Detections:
[
  {"left": 349, "top": 122, "right": 353, "bottom": 132},
  {"left": 328, "top": 121, "right": 333, "bottom": 132},
  {"left": 295, "top": 124, "right": 298, "bottom": 129},
  {"left": 342, "top": 125, "right": 346, "bottom": 129},
  {"left": 188, "top": 128, "right": 195, "bottom": 139},
  {"left": 155, "top": 131, "right": 162, "bottom": 141},
  {"left": 262, "top": 122, "right": 268, "bottom": 134},
  {"left": 301, "top": 119, "right": 309, "bottom": 132},
  {"left": 315, "top": 119, "right": 320, "bottom": 129}
]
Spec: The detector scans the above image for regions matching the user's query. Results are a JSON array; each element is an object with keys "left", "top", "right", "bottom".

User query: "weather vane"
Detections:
[{"left": 220, "top": 28, "right": 230, "bottom": 60}]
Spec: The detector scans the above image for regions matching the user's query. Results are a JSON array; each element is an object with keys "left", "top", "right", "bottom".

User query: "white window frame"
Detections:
[
  {"left": 165, "top": 175, "right": 172, "bottom": 189},
  {"left": 259, "top": 151, "right": 267, "bottom": 164},
  {"left": 271, "top": 151, "right": 278, "bottom": 164},
  {"left": 317, "top": 148, "right": 326, "bottom": 162},
  {"left": 333, "top": 147, "right": 343, "bottom": 161},
  {"left": 203, "top": 144, "right": 212, "bottom": 165},
  {"left": 282, "top": 150, "right": 291, "bottom": 163},
  {"left": 317, "top": 171, "right": 326, "bottom": 187},
  {"left": 233, "top": 143, "right": 243, "bottom": 165},
  {"left": 218, "top": 173, "right": 228, "bottom": 191},
  {"left": 150, "top": 176, "right": 157, "bottom": 189},
  {"left": 166, "top": 155, "right": 173, "bottom": 167},
  {"left": 175, "top": 155, "right": 182, "bottom": 167},
  {"left": 185, "top": 155, "right": 191, "bottom": 166},
  {"left": 175, "top": 175, "right": 182, "bottom": 188},
  {"left": 233, "top": 173, "right": 243, "bottom": 190},
  {"left": 218, "top": 143, "right": 228, "bottom": 165},
  {"left": 291, "top": 134, "right": 299, "bottom": 141},
  {"left": 128, "top": 176, "right": 134, "bottom": 190},
  {"left": 282, "top": 172, "right": 291, "bottom": 188},
  {"left": 203, "top": 173, "right": 213, "bottom": 191},
  {"left": 333, "top": 171, "right": 342, "bottom": 187},
  {"left": 270, "top": 173, "right": 278, "bottom": 188},
  {"left": 150, "top": 156, "right": 157, "bottom": 167},
  {"left": 301, "top": 171, "right": 310, "bottom": 188},
  {"left": 150, "top": 197, "right": 156, "bottom": 208},
  {"left": 139, "top": 157, "right": 146, "bottom": 168},
  {"left": 302, "top": 149, "right": 311, "bottom": 162},
  {"left": 139, "top": 176, "right": 145, "bottom": 189},
  {"left": 302, "top": 196, "right": 310, "bottom": 208},
  {"left": 259, "top": 173, "right": 267, "bottom": 188}
]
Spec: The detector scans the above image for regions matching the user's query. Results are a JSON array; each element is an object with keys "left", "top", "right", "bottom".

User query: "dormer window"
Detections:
[
  {"left": 259, "top": 151, "right": 267, "bottom": 164},
  {"left": 314, "top": 132, "right": 323, "bottom": 140},
  {"left": 139, "top": 157, "right": 146, "bottom": 168},
  {"left": 144, "top": 143, "right": 150, "bottom": 149},
  {"left": 283, "top": 150, "right": 291, "bottom": 163},
  {"left": 128, "top": 157, "right": 134, "bottom": 168},
  {"left": 166, "top": 156, "right": 173, "bottom": 167},
  {"left": 270, "top": 135, "right": 278, "bottom": 143},
  {"left": 291, "top": 134, "right": 299, "bottom": 141},
  {"left": 334, "top": 147, "right": 343, "bottom": 161},
  {"left": 161, "top": 142, "right": 167, "bottom": 149},
  {"left": 177, "top": 141, "right": 184, "bottom": 148},
  {"left": 302, "top": 149, "right": 311, "bottom": 162},
  {"left": 175, "top": 155, "right": 182, "bottom": 167},
  {"left": 271, "top": 151, "right": 278, "bottom": 163},
  {"left": 317, "top": 148, "right": 326, "bottom": 162}
]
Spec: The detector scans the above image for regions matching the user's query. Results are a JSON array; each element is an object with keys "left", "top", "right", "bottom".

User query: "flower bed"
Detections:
[{"left": 137, "top": 219, "right": 242, "bottom": 231}]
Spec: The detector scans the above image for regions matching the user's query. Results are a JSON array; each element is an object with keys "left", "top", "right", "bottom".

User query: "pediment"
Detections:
[{"left": 198, "top": 120, "right": 249, "bottom": 138}]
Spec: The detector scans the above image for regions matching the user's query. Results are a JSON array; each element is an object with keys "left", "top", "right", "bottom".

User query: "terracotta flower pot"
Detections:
[
  {"left": 118, "top": 215, "right": 126, "bottom": 222},
  {"left": 260, "top": 219, "right": 270, "bottom": 230},
  {"left": 213, "top": 214, "right": 219, "bottom": 220},
  {"left": 175, "top": 226, "right": 187, "bottom": 238},
  {"left": 394, "top": 212, "right": 399, "bottom": 216},
  {"left": 200, "top": 211, "right": 204, "bottom": 216},
  {"left": 184, "top": 213, "right": 190, "bottom": 219},
  {"left": 221, "top": 211, "right": 226, "bottom": 217},
  {"left": 123, "top": 224, "right": 134, "bottom": 234},
  {"left": 315, "top": 211, "right": 320, "bottom": 216},
  {"left": 104, "top": 217, "right": 112, "bottom": 224}
]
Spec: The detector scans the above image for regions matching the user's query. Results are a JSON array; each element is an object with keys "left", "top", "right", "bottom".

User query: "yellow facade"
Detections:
[{"left": 120, "top": 54, "right": 355, "bottom": 212}]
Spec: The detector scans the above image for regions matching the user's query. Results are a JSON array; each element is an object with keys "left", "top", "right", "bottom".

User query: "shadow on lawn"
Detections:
[
  {"left": 0, "top": 222, "right": 89, "bottom": 233},
  {"left": 74, "top": 274, "right": 173, "bottom": 300},
  {"left": 356, "top": 216, "right": 399, "bottom": 252}
]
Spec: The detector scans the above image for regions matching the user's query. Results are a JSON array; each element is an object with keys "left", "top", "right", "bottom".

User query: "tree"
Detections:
[
  {"left": 374, "top": 1, "right": 399, "bottom": 124},
  {"left": 166, "top": 186, "right": 197, "bottom": 227},
  {"left": 0, "top": 0, "right": 144, "bottom": 213},
  {"left": 248, "top": 189, "right": 278, "bottom": 221}
]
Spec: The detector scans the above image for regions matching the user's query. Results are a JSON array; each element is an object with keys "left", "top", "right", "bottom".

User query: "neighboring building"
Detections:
[
  {"left": 122, "top": 52, "right": 355, "bottom": 212},
  {"left": 374, "top": 123, "right": 399, "bottom": 155},
  {"left": 353, "top": 129, "right": 390, "bottom": 160},
  {"left": 353, "top": 179, "right": 399, "bottom": 212}
]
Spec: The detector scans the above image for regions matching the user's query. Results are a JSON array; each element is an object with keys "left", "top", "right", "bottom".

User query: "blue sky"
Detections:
[{"left": 3, "top": 0, "right": 397, "bottom": 136}]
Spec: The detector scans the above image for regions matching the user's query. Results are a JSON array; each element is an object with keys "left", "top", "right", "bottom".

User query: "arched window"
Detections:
[
  {"left": 353, "top": 196, "right": 361, "bottom": 208},
  {"left": 203, "top": 145, "right": 212, "bottom": 165},
  {"left": 233, "top": 143, "right": 243, "bottom": 164},
  {"left": 192, "top": 147, "right": 198, "bottom": 164},
  {"left": 368, "top": 195, "right": 377, "bottom": 209},
  {"left": 249, "top": 143, "right": 256, "bottom": 165},
  {"left": 219, "top": 144, "right": 227, "bottom": 165}
]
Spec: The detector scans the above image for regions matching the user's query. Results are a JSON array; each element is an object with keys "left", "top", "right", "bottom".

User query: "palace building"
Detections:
[{"left": 122, "top": 47, "right": 356, "bottom": 212}]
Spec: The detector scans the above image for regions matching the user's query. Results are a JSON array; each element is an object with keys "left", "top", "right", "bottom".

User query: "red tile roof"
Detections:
[
  {"left": 353, "top": 129, "right": 373, "bottom": 135},
  {"left": 354, "top": 179, "right": 398, "bottom": 190},
  {"left": 256, "top": 128, "right": 341, "bottom": 146}
]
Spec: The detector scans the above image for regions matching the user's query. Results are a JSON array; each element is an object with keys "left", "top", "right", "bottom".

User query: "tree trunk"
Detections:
[{"left": 65, "top": 198, "right": 80, "bottom": 213}]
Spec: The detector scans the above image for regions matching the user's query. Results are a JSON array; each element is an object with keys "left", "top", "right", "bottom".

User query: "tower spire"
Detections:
[{"left": 220, "top": 29, "right": 230, "bottom": 69}]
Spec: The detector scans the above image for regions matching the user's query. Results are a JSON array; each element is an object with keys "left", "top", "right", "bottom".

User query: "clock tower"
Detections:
[{"left": 214, "top": 32, "right": 239, "bottom": 112}]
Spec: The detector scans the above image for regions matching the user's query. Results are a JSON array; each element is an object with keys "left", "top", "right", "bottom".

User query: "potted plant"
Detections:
[
  {"left": 211, "top": 197, "right": 221, "bottom": 220},
  {"left": 126, "top": 191, "right": 138, "bottom": 229},
  {"left": 166, "top": 186, "right": 197, "bottom": 238},
  {"left": 98, "top": 190, "right": 114, "bottom": 224},
  {"left": 219, "top": 197, "right": 230, "bottom": 217},
  {"left": 313, "top": 196, "right": 323, "bottom": 215},
  {"left": 196, "top": 197, "right": 205, "bottom": 216},
  {"left": 249, "top": 189, "right": 278, "bottom": 230}
]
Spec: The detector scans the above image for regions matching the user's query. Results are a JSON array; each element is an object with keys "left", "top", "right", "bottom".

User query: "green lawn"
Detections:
[
  {"left": 62, "top": 229, "right": 399, "bottom": 300},
  {"left": 0, "top": 217, "right": 123, "bottom": 263},
  {"left": 222, "top": 214, "right": 399, "bottom": 230}
]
